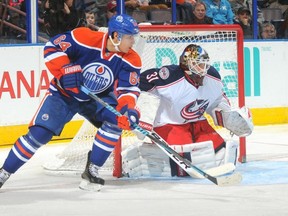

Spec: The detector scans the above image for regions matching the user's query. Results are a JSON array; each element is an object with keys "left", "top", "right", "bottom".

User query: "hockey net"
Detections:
[{"left": 42, "top": 25, "right": 245, "bottom": 177}]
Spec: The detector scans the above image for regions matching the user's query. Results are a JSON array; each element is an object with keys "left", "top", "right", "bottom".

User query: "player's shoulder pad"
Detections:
[
  {"left": 123, "top": 49, "right": 142, "bottom": 69},
  {"left": 141, "top": 65, "right": 182, "bottom": 85},
  {"left": 72, "top": 27, "right": 105, "bottom": 47},
  {"left": 161, "top": 65, "right": 184, "bottom": 81},
  {"left": 207, "top": 65, "right": 221, "bottom": 80}
]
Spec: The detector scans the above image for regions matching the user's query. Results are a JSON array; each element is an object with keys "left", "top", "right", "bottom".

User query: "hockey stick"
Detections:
[{"left": 81, "top": 86, "right": 242, "bottom": 186}]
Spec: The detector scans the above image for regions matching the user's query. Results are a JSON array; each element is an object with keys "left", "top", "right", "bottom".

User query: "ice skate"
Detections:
[
  {"left": 79, "top": 151, "right": 105, "bottom": 192},
  {"left": 0, "top": 167, "right": 11, "bottom": 188}
]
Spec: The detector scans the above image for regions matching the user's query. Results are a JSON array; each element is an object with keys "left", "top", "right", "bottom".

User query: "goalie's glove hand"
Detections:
[
  {"left": 116, "top": 106, "right": 140, "bottom": 130},
  {"left": 60, "top": 64, "right": 83, "bottom": 94}
]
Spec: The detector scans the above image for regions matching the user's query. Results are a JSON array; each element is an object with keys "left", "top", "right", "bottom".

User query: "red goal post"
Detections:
[{"left": 42, "top": 24, "right": 246, "bottom": 177}]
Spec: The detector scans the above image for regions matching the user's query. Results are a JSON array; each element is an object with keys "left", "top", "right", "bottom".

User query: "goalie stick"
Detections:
[{"left": 80, "top": 86, "right": 242, "bottom": 186}]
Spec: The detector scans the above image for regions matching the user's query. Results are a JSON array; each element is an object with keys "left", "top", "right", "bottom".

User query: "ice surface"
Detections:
[{"left": 0, "top": 124, "right": 287, "bottom": 216}]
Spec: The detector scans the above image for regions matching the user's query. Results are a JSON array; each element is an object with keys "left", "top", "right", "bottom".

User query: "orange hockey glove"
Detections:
[{"left": 116, "top": 107, "right": 140, "bottom": 130}]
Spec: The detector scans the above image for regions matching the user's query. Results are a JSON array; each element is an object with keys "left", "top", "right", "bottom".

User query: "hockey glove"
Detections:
[
  {"left": 116, "top": 106, "right": 140, "bottom": 130},
  {"left": 60, "top": 64, "right": 83, "bottom": 94}
]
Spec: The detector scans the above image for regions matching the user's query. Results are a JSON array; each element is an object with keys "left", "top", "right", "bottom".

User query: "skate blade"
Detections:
[{"left": 79, "top": 179, "right": 103, "bottom": 192}]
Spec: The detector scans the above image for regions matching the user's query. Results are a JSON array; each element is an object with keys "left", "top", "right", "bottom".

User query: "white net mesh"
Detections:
[{"left": 42, "top": 25, "right": 244, "bottom": 175}]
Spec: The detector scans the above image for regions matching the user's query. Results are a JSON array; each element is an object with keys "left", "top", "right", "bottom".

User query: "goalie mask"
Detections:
[{"left": 179, "top": 44, "right": 210, "bottom": 87}]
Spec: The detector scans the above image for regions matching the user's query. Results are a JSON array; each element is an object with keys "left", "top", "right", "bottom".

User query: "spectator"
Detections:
[
  {"left": 125, "top": 0, "right": 141, "bottom": 15},
  {"left": 0, "top": 1, "right": 28, "bottom": 42},
  {"left": 191, "top": 1, "right": 213, "bottom": 24},
  {"left": 259, "top": 21, "right": 277, "bottom": 39},
  {"left": 125, "top": 0, "right": 169, "bottom": 15},
  {"left": 176, "top": 0, "right": 194, "bottom": 24},
  {"left": 234, "top": 6, "right": 253, "bottom": 38},
  {"left": 138, "top": 0, "right": 169, "bottom": 11},
  {"left": 264, "top": 0, "right": 288, "bottom": 38},
  {"left": 149, "top": 0, "right": 171, "bottom": 8},
  {"left": 105, "top": 0, "right": 169, "bottom": 25},
  {"left": 266, "top": 0, "right": 288, "bottom": 14},
  {"left": 230, "top": 0, "right": 264, "bottom": 24},
  {"left": 203, "top": 0, "right": 235, "bottom": 24},
  {"left": 283, "top": 8, "right": 288, "bottom": 38},
  {"left": 85, "top": 10, "right": 99, "bottom": 30},
  {"left": 42, "top": 0, "right": 85, "bottom": 37},
  {"left": 74, "top": 0, "right": 97, "bottom": 12},
  {"left": 230, "top": 0, "right": 250, "bottom": 14},
  {"left": 106, "top": 0, "right": 118, "bottom": 25}
]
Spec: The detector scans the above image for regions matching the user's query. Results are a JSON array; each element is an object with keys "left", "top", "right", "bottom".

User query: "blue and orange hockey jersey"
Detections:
[{"left": 44, "top": 27, "right": 142, "bottom": 105}]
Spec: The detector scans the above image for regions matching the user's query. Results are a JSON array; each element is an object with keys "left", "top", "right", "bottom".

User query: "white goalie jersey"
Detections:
[
  {"left": 139, "top": 64, "right": 253, "bottom": 136},
  {"left": 122, "top": 91, "right": 242, "bottom": 178},
  {"left": 121, "top": 65, "right": 253, "bottom": 178}
]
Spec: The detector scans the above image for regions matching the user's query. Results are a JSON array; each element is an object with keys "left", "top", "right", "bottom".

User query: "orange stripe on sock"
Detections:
[
  {"left": 95, "top": 133, "right": 118, "bottom": 146},
  {"left": 15, "top": 140, "right": 33, "bottom": 158}
]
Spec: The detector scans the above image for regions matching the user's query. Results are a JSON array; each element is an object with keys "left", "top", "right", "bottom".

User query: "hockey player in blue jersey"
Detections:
[{"left": 0, "top": 14, "right": 141, "bottom": 191}]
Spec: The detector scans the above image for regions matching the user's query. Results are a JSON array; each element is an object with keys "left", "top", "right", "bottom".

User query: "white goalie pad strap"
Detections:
[
  {"left": 215, "top": 140, "right": 239, "bottom": 166},
  {"left": 212, "top": 106, "right": 254, "bottom": 137},
  {"left": 170, "top": 141, "right": 216, "bottom": 170},
  {"left": 122, "top": 141, "right": 217, "bottom": 178}
]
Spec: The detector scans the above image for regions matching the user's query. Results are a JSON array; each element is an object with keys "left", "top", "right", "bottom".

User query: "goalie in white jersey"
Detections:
[{"left": 122, "top": 44, "right": 253, "bottom": 177}]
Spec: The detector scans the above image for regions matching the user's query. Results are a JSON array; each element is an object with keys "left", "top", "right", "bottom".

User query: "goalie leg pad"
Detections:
[
  {"left": 122, "top": 141, "right": 218, "bottom": 178},
  {"left": 121, "top": 142, "right": 171, "bottom": 177},
  {"left": 171, "top": 141, "right": 216, "bottom": 171},
  {"left": 133, "top": 91, "right": 160, "bottom": 140},
  {"left": 224, "top": 140, "right": 239, "bottom": 165},
  {"left": 215, "top": 140, "right": 239, "bottom": 166}
]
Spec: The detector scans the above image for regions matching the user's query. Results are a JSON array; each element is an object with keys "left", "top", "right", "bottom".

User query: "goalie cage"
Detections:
[{"left": 42, "top": 25, "right": 246, "bottom": 178}]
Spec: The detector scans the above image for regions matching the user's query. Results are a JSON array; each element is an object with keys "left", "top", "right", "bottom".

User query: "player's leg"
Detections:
[
  {"left": 154, "top": 123, "right": 192, "bottom": 144},
  {"left": 79, "top": 121, "right": 122, "bottom": 191},
  {"left": 0, "top": 126, "right": 54, "bottom": 188},
  {"left": 126, "top": 123, "right": 214, "bottom": 177},
  {"left": 0, "top": 93, "right": 75, "bottom": 188},
  {"left": 191, "top": 120, "right": 226, "bottom": 152},
  {"left": 191, "top": 120, "right": 238, "bottom": 166},
  {"left": 78, "top": 95, "right": 122, "bottom": 191},
  {"left": 153, "top": 124, "right": 195, "bottom": 177},
  {"left": 121, "top": 121, "right": 234, "bottom": 178}
]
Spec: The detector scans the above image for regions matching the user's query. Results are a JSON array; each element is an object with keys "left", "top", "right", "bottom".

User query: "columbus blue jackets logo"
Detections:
[
  {"left": 181, "top": 99, "right": 209, "bottom": 120},
  {"left": 159, "top": 67, "right": 169, "bottom": 80},
  {"left": 82, "top": 63, "right": 114, "bottom": 94}
]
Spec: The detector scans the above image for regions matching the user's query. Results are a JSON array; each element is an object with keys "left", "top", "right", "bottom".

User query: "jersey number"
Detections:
[{"left": 53, "top": 35, "right": 72, "bottom": 52}]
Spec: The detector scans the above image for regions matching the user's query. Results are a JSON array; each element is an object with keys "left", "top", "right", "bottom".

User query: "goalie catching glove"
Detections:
[
  {"left": 212, "top": 106, "right": 254, "bottom": 137},
  {"left": 60, "top": 64, "right": 83, "bottom": 94}
]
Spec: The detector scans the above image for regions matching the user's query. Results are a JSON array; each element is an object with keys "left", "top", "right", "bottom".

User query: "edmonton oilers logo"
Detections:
[{"left": 82, "top": 63, "right": 114, "bottom": 94}]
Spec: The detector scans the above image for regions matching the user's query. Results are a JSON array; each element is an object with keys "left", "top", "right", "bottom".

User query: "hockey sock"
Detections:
[
  {"left": 90, "top": 122, "right": 122, "bottom": 167},
  {"left": 3, "top": 127, "right": 53, "bottom": 173}
]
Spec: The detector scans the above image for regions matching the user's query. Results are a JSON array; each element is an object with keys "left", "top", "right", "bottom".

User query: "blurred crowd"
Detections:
[{"left": 0, "top": 0, "right": 287, "bottom": 43}]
